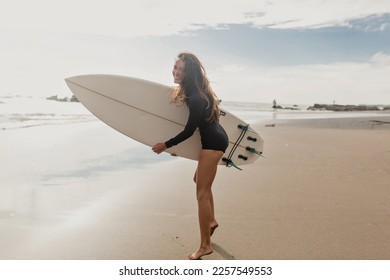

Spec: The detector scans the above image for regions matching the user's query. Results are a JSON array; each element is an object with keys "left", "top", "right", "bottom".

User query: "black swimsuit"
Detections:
[{"left": 165, "top": 88, "right": 229, "bottom": 153}]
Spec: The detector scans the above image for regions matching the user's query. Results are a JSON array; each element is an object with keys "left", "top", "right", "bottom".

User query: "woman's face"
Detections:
[{"left": 172, "top": 59, "right": 185, "bottom": 84}]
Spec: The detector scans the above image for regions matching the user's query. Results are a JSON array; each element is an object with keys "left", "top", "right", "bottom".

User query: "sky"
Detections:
[{"left": 1, "top": 0, "right": 390, "bottom": 105}]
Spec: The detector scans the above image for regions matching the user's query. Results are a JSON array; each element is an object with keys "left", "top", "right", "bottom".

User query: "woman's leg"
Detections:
[
  {"left": 193, "top": 168, "right": 219, "bottom": 236},
  {"left": 189, "top": 150, "right": 223, "bottom": 260},
  {"left": 209, "top": 193, "right": 219, "bottom": 236}
]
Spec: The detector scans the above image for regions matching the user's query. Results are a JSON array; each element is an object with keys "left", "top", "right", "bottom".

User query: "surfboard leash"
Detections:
[
  {"left": 222, "top": 158, "right": 242, "bottom": 170},
  {"left": 222, "top": 124, "right": 249, "bottom": 170}
]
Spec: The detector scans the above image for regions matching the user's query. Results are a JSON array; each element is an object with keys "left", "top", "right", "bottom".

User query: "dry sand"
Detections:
[{"left": 1, "top": 116, "right": 390, "bottom": 260}]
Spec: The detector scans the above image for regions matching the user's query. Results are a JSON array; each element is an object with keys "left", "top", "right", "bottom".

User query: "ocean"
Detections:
[{"left": 2, "top": 96, "right": 389, "bottom": 131}]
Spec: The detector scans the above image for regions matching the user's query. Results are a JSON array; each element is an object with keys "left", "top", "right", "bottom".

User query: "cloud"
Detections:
[
  {"left": 1, "top": 2, "right": 389, "bottom": 105},
  {"left": 380, "top": 23, "right": 390, "bottom": 31},
  {"left": 210, "top": 56, "right": 390, "bottom": 105},
  {"left": 343, "top": 14, "right": 390, "bottom": 32},
  {"left": 1, "top": 0, "right": 390, "bottom": 37},
  {"left": 371, "top": 52, "right": 390, "bottom": 66},
  {"left": 0, "top": 0, "right": 265, "bottom": 37},
  {"left": 252, "top": 0, "right": 390, "bottom": 29}
]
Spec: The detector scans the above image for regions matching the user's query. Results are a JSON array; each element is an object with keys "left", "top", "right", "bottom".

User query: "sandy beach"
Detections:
[{"left": 1, "top": 113, "right": 390, "bottom": 260}]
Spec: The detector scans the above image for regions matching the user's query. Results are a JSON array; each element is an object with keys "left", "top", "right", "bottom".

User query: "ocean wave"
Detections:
[
  {"left": 0, "top": 113, "right": 96, "bottom": 130},
  {"left": 0, "top": 96, "right": 95, "bottom": 130}
]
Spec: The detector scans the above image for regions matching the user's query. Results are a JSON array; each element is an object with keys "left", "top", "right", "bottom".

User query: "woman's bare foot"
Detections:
[
  {"left": 210, "top": 224, "right": 219, "bottom": 236},
  {"left": 188, "top": 246, "right": 213, "bottom": 260}
]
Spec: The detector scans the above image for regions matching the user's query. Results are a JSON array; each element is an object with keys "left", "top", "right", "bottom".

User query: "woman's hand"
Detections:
[{"left": 152, "top": 143, "right": 167, "bottom": 154}]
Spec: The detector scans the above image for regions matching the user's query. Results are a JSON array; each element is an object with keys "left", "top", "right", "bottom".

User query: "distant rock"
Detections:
[
  {"left": 307, "top": 104, "right": 380, "bottom": 111},
  {"left": 46, "top": 95, "right": 60, "bottom": 101},
  {"left": 383, "top": 106, "right": 390, "bottom": 111},
  {"left": 70, "top": 95, "right": 79, "bottom": 102},
  {"left": 284, "top": 106, "right": 300, "bottom": 110},
  {"left": 46, "top": 95, "right": 79, "bottom": 102},
  {"left": 272, "top": 105, "right": 299, "bottom": 110}
]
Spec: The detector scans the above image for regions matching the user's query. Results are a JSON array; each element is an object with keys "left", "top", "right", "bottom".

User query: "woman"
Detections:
[{"left": 152, "top": 52, "right": 229, "bottom": 260}]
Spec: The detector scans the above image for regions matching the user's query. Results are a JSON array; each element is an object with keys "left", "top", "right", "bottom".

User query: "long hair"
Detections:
[{"left": 172, "top": 52, "right": 220, "bottom": 122}]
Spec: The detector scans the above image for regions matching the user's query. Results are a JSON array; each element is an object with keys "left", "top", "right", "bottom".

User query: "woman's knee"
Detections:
[{"left": 195, "top": 150, "right": 223, "bottom": 199}]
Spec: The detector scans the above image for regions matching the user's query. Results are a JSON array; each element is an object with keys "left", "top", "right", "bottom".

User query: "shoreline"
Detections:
[
  {"left": 258, "top": 114, "right": 390, "bottom": 129},
  {"left": 1, "top": 115, "right": 390, "bottom": 259}
]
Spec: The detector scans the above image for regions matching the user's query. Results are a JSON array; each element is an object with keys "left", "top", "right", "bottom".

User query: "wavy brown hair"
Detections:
[{"left": 172, "top": 52, "right": 220, "bottom": 123}]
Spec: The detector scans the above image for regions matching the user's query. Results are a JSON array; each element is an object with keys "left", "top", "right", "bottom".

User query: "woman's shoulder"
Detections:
[
  {"left": 187, "top": 93, "right": 207, "bottom": 111},
  {"left": 187, "top": 91, "right": 206, "bottom": 103}
]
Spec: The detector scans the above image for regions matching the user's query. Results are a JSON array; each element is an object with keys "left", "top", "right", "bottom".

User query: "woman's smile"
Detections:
[{"left": 172, "top": 59, "right": 185, "bottom": 84}]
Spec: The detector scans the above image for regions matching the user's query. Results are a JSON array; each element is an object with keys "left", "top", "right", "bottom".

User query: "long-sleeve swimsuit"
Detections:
[{"left": 164, "top": 88, "right": 229, "bottom": 152}]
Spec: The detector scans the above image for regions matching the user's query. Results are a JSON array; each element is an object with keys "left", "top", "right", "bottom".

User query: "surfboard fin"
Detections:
[
  {"left": 238, "top": 154, "right": 248, "bottom": 161},
  {"left": 238, "top": 124, "right": 256, "bottom": 134},
  {"left": 247, "top": 136, "right": 257, "bottom": 142},
  {"left": 246, "top": 146, "right": 264, "bottom": 157},
  {"left": 222, "top": 157, "right": 243, "bottom": 171}
]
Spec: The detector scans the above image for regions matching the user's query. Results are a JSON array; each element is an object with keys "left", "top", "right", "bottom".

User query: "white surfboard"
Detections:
[{"left": 65, "top": 74, "right": 264, "bottom": 168}]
